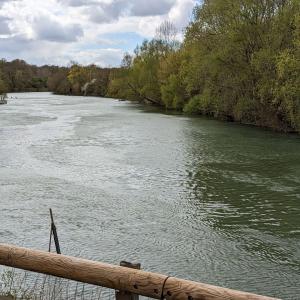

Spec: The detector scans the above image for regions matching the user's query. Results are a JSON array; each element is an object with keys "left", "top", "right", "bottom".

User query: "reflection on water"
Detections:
[
  {"left": 183, "top": 119, "right": 300, "bottom": 274},
  {"left": 0, "top": 93, "right": 299, "bottom": 299}
]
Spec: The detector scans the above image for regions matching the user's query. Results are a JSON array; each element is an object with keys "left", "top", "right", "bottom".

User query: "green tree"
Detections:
[
  {"left": 0, "top": 78, "right": 7, "bottom": 95},
  {"left": 0, "top": 68, "right": 7, "bottom": 95},
  {"left": 181, "top": 0, "right": 300, "bottom": 130}
]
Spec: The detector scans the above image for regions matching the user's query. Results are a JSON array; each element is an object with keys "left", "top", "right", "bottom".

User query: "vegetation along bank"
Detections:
[{"left": 0, "top": 0, "right": 299, "bottom": 133}]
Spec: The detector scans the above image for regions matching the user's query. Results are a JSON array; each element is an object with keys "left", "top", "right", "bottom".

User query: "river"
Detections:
[{"left": 0, "top": 93, "right": 299, "bottom": 299}]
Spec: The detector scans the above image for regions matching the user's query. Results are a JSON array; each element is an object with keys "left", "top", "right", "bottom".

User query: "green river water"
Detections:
[{"left": 0, "top": 93, "right": 299, "bottom": 299}]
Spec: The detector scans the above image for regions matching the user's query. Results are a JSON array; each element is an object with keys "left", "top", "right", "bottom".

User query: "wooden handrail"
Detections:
[{"left": 0, "top": 244, "right": 279, "bottom": 300}]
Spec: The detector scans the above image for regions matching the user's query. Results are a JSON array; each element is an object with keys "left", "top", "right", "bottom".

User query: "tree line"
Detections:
[
  {"left": 109, "top": 0, "right": 300, "bottom": 133},
  {"left": 0, "top": 59, "right": 50, "bottom": 94},
  {"left": 0, "top": 0, "right": 299, "bottom": 133},
  {"left": 0, "top": 59, "right": 113, "bottom": 97}
]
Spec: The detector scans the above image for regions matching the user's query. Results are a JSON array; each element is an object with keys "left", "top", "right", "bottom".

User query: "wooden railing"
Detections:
[{"left": 0, "top": 244, "right": 279, "bottom": 300}]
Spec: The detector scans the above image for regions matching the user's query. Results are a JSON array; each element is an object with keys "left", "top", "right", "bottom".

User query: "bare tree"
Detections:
[
  {"left": 155, "top": 20, "right": 178, "bottom": 45},
  {"left": 121, "top": 52, "right": 133, "bottom": 68}
]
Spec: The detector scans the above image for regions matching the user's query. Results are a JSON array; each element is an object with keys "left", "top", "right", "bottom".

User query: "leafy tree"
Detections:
[
  {"left": 108, "top": 0, "right": 299, "bottom": 132},
  {"left": 0, "top": 65, "right": 7, "bottom": 95},
  {"left": 0, "top": 78, "right": 7, "bottom": 95},
  {"left": 108, "top": 21, "right": 180, "bottom": 105},
  {"left": 47, "top": 68, "right": 71, "bottom": 94}
]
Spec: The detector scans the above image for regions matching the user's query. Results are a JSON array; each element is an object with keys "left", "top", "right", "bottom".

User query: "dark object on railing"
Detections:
[
  {"left": 48, "top": 209, "right": 61, "bottom": 254},
  {"left": 116, "top": 261, "right": 141, "bottom": 300},
  {"left": 0, "top": 244, "right": 279, "bottom": 300}
]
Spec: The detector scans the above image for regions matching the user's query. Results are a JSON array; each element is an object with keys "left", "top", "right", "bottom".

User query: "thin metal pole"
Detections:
[{"left": 49, "top": 208, "right": 61, "bottom": 254}]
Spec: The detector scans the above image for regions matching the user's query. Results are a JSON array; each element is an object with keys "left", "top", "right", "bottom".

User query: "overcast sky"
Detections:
[{"left": 0, "top": 0, "right": 197, "bottom": 67}]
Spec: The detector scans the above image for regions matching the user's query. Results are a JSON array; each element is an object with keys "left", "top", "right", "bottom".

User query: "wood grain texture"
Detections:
[
  {"left": 0, "top": 244, "right": 165, "bottom": 298},
  {"left": 163, "top": 277, "right": 279, "bottom": 300},
  {"left": 0, "top": 244, "right": 280, "bottom": 300}
]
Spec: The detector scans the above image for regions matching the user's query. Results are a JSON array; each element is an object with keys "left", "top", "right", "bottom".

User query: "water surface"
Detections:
[{"left": 0, "top": 93, "right": 299, "bottom": 299}]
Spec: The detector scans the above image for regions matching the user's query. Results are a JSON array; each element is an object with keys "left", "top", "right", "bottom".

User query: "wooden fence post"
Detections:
[{"left": 116, "top": 261, "right": 141, "bottom": 300}]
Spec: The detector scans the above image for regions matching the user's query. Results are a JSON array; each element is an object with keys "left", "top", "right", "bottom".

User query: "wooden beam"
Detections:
[{"left": 0, "top": 244, "right": 279, "bottom": 300}]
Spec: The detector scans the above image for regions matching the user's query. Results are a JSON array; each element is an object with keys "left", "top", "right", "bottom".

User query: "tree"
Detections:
[
  {"left": 181, "top": 0, "right": 300, "bottom": 130},
  {"left": 155, "top": 20, "right": 178, "bottom": 51},
  {"left": 107, "top": 0, "right": 300, "bottom": 132},
  {"left": 121, "top": 53, "right": 133, "bottom": 68},
  {"left": 47, "top": 68, "right": 71, "bottom": 94},
  {"left": 0, "top": 78, "right": 7, "bottom": 95},
  {"left": 0, "top": 67, "right": 7, "bottom": 95}
]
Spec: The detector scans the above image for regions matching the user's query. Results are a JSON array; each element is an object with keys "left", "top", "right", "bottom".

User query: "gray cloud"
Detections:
[
  {"left": 0, "top": 16, "right": 11, "bottom": 34},
  {"left": 0, "top": 0, "right": 196, "bottom": 66},
  {"left": 61, "top": 0, "right": 175, "bottom": 23},
  {"left": 0, "top": 0, "right": 8, "bottom": 8},
  {"left": 0, "top": 0, "right": 20, "bottom": 7},
  {"left": 87, "top": 1, "right": 125, "bottom": 24},
  {"left": 0, "top": 35, "right": 34, "bottom": 54},
  {"left": 0, "top": 34, "right": 68, "bottom": 65},
  {"left": 130, "top": 0, "right": 174, "bottom": 17},
  {"left": 33, "top": 16, "right": 83, "bottom": 42},
  {"left": 0, "top": 34, "right": 123, "bottom": 66},
  {"left": 61, "top": 0, "right": 98, "bottom": 7}
]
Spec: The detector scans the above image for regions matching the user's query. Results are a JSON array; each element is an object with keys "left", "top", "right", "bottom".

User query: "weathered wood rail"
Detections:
[{"left": 0, "top": 244, "right": 279, "bottom": 300}]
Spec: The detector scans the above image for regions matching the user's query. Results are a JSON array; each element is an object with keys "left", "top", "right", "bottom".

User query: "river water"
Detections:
[{"left": 0, "top": 93, "right": 299, "bottom": 299}]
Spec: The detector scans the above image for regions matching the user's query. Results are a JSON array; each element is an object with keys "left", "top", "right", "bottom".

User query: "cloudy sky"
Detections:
[{"left": 0, "top": 0, "right": 197, "bottom": 67}]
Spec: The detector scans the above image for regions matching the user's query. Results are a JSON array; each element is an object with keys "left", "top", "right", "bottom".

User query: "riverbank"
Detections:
[
  {"left": 8, "top": 90, "right": 296, "bottom": 134},
  {"left": 125, "top": 99, "right": 300, "bottom": 134}
]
